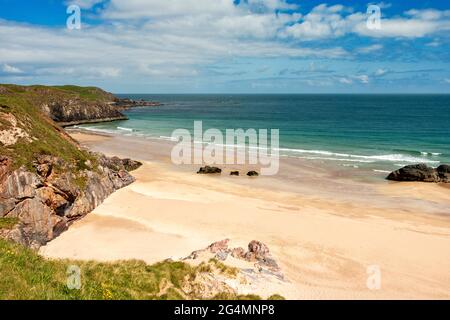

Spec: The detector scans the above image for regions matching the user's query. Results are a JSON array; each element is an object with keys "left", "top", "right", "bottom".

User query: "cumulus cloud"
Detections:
[
  {"left": 283, "top": 4, "right": 450, "bottom": 40},
  {"left": 0, "top": 1, "right": 349, "bottom": 83},
  {"left": 0, "top": 1, "right": 449, "bottom": 89},
  {"left": 65, "top": 0, "right": 104, "bottom": 9}
]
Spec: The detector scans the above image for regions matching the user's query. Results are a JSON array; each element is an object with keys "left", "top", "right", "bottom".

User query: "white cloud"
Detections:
[
  {"left": 65, "top": 0, "right": 104, "bottom": 9},
  {"left": 339, "top": 77, "right": 353, "bottom": 84},
  {"left": 0, "top": 2, "right": 346, "bottom": 84},
  {"left": 355, "top": 18, "right": 450, "bottom": 38},
  {"left": 2, "top": 64, "right": 24, "bottom": 74},
  {"left": 374, "top": 68, "right": 388, "bottom": 76},
  {"left": 283, "top": 4, "right": 450, "bottom": 40},
  {"left": 355, "top": 75, "right": 369, "bottom": 84},
  {"left": 356, "top": 44, "right": 383, "bottom": 54},
  {"left": 282, "top": 4, "right": 353, "bottom": 40},
  {"left": 0, "top": 2, "right": 448, "bottom": 88}
]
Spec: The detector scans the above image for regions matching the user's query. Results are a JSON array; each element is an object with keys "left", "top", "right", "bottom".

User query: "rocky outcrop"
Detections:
[
  {"left": 0, "top": 154, "right": 142, "bottom": 248},
  {"left": 197, "top": 166, "right": 222, "bottom": 174},
  {"left": 113, "top": 98, "right": 162, "bottom": 110},
  {"left": 40, "top": 99, "right": 127, "bottom": 127},
  {"left": 185, "top": 239, "right": 280, "bottom": 273},
  {"left": 182, "top": 239, "right": 289, "bottom": 298},
  {"left": 387, "top": 164, "right": 450, "bottom": 183},
  {"left": 0, "top": 84, "right": 146, "bottom": 248}
]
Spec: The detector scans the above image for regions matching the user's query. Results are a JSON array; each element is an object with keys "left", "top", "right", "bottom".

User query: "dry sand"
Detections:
[{"left": 40, "top": 131, "right": 450, "bottom": 299}]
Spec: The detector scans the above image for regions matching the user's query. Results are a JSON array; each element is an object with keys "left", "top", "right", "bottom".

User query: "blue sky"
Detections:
[{"left": 0, "top": 0, "right": 449, "bottom": 93}]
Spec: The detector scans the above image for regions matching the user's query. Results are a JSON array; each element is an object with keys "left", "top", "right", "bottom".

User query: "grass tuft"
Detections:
[
  {"left": 0, "top": 239, "right": 281, "bottom": 300},
  {"left": 0, "top": 217, "right": 19, "bottom": 230}
]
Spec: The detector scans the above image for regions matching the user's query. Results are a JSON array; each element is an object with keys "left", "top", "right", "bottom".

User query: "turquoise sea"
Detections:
[{"left": 78, "top": 94, "right": 450, "bottom": 173}]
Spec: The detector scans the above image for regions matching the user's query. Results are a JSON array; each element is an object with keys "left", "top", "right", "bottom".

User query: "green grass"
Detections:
[
  {"left": 0, "top": 217, "right": 19, "bottom": 230},
  {"left": 51, "top": 85, "right": 113, "bottom": 102},
  {"left": 0, "top": 86, "right": 97, "bottom": 175},
  {"left": 0, "top": 239, "right": 282, "bottom": 300}
]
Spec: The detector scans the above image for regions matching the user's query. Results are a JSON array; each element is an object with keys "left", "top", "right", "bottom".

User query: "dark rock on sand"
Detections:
[
  {"left": 197, "top": 166, "right": 222, "bottom": 174},
  {"left": 247, "top": 171, "right": 259, "bottom": 177},
  {"left": 230, "top": 171, "right": 239, "bottom": 176},
  {"left": 386, "top": 164, "right": 449, "bottom": 183},
  {"left": 437, "top": 165, "right": 450, "bottom": 183}
]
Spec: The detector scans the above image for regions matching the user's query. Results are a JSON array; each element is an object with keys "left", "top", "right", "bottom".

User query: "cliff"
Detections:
[
  {"left": 0, "top": 84, "right": 128, "bottom": 127},
  {"left": 0, "top": 85, "right": 141, "bottom": 248}
]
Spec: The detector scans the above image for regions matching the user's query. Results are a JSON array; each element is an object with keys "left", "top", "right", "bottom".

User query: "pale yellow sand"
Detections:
[{"left": 40, "top": 132, "right": 450, "bottom": 299}]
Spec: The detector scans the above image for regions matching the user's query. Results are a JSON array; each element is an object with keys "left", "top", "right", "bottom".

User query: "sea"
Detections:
[{"left": 77, "top": 94, "right": 450, "bottom": 173}]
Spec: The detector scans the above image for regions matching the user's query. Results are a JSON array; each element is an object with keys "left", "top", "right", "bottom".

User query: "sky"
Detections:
[{"left": 0, "top": 0, "right": 449, "bottom": 93}]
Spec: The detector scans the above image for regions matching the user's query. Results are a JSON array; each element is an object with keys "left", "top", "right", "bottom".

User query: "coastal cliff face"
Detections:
[
  {"left": 0, "top": 85, "right": 141, "bottom": 248},
  {"left": 0, "top": 84, "right": 127, "bottom": 126},
  {"left": 41, "top": 100, "right": 127, "bottom": 126},
  {"left": 0, "top": 154, "right": 140, "bottom": 248}
]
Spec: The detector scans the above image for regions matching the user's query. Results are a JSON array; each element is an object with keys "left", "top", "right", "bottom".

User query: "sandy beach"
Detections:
[{"left": 40, "top": 131, "right": 450, "bottom": 299}]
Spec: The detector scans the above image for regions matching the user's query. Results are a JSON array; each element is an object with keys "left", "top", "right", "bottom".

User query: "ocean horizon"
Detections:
[{"left": 77, "top": 94, "right": 450, "bottom": 174}]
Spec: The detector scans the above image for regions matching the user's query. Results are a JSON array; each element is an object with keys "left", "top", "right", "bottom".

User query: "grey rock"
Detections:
[
  {"left": 215, "top": 251, "right": 229, "bottom": 261},
  {"left": 387, "top": 164, "right": 449, "bottom": 183}
]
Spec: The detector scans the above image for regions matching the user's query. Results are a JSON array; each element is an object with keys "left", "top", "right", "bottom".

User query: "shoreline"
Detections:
[
  {"left": 59, "top": 116, "right": 128, "bottom": 127},
  {"left": 40, "top": 130, "right": 450, "bottom": 299}
]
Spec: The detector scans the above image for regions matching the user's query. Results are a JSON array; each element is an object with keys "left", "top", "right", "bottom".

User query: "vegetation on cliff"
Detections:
[
  {"left": 0, "top": 85, "right": 103, "bottom": 171},
  {"left": 0, "top": 238, "right": 271, "bottom": 300}
]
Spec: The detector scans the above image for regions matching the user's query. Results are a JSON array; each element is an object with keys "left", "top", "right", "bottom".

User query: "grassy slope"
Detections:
[
  {"left": 0, "top": 239, "right": 273, "bottom": 300},
  {"left": 0, "top": 85, "right": 109, "bottom": 171}
]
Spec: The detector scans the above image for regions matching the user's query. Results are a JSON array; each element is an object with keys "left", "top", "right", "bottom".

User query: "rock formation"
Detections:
[
  {"left": 197, "top": 166, "right": 222, "bottom": 174},
  {"left": 182, "top": 239, "right": 290, "bottom": 298},
  {"left": 0, "top": 154, "right": 141, "bottom": 248},
  {"left": 387, "top": 164, "right": 449, "bottom": 183},
  {"left": 0, "top": 84, "right": 160, "bottom": 127},
  {"left": 184, "top": 239, "right": 280, "bottom": 273},
  {"left": 113, "top": 98, "right": 162, "bottom": 110},
  {"left": 0, "top": 84, "right": 143, "bottom": 248},
  {"left": 41, "top": 99, "right": 127, "bottom": 126}
]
